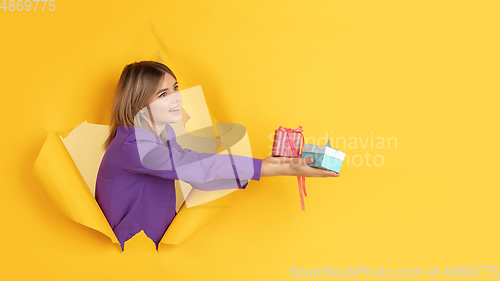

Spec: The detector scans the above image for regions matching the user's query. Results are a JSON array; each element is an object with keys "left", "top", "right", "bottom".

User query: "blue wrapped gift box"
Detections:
[{"left": 301, "top": 140, "right": 346, "bottom": 173}]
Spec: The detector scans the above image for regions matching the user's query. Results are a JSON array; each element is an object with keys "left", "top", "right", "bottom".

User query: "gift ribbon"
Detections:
[{"left": 277, "top": 126, "right": 307, "bottom": 211}]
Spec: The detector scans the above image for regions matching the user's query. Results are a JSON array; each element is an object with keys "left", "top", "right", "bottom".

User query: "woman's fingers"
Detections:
[
  {"left": 296, "top": 164, "right": 338, "bottom": 177},
  {"left": 288, "top": 157, "right": 339, "bottom": 177},
  {"left": 310, "top": 168, "right": 339, "bottom": 177}
]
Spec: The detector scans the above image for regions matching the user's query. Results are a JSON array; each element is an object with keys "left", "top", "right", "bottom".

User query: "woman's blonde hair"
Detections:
[{"left": 102, "top": 61, "right": 177, "bottom": 150}]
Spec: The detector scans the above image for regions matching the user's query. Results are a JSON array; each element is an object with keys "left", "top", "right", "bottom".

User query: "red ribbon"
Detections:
[{"left": 277, "top": 126, "right": 307, "bottom": 211}]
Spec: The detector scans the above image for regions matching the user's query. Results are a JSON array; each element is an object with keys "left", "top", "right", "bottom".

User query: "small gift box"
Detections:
[
  {"left": 272, "top": 126, "right": 304, "bottom": 158},
  {"left": 301, "top": 140, "right": 346, "bottom": 173}
]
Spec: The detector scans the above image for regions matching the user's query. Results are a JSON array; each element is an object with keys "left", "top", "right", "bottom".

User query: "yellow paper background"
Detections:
[{"left": 2, "top": 0, "right": 499, "bottom": 280}]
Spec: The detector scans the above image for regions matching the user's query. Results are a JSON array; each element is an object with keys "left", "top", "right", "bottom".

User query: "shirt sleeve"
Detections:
[{"left": 121, "top": 128, "right": 262, "bottom": 191}]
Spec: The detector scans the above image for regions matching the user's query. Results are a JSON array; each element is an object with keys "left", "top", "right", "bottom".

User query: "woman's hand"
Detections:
[{"left": 260, "top": 155, "right": 340, "bottom": 177}]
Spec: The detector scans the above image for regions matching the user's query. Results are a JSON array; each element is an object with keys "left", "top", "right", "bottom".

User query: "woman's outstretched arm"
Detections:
[{"left": 260, "top": 156, "right": 340, "bottom": 178}]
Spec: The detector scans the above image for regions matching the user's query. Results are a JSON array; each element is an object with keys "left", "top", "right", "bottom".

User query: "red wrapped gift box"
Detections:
[{"left": 272, "top": 126, "right": 305, "bottom": 157}]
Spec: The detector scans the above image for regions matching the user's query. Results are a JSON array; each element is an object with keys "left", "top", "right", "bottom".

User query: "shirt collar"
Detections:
[{"left": 116, "top": 126, "right": 134, "bottom": 136}]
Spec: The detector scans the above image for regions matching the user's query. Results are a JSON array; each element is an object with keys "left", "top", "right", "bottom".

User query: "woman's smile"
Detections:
[{"left": 169, "top": 106, "right": 181, "bottom": 114}]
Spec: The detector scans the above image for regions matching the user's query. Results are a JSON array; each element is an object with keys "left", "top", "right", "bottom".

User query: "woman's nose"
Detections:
[{"left": 173, "top": 92, "right": 181, "bottom": 103}]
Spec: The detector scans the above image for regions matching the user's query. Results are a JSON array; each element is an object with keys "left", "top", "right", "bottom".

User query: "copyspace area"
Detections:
[{"left": 1, "top": 1, "right": 498, "bottom": 280}]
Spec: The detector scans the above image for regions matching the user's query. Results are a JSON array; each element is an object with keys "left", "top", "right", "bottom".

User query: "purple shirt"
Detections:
[{"left": 95, "top": 124, "right": 262, "bottom": 251}]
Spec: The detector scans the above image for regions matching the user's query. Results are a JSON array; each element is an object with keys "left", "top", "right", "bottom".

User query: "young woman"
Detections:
[{"left": 96, "top": 61, "right": 339, "bottom": 251}]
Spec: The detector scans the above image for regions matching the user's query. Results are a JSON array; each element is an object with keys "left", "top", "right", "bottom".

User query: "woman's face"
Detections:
[{"left": 141, "top": 73, "right": 182, "bottom": 127}]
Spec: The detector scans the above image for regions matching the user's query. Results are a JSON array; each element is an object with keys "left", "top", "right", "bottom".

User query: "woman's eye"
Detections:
[{"left": 159, "top": 86, "right": 178, "bottom": 98}]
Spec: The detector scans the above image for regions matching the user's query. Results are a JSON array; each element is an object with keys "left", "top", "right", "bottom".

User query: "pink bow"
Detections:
[{"left": 277, "top": 126, "right": 307, "bottom": 211}]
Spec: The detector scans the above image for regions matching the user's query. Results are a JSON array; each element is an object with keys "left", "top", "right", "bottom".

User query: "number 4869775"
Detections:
[
  {"left": 1, "top": 0, "right": 55, "bottom": 11},
  {"left": 443, "top": 266, "right": 498, "bottom": 277}
]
